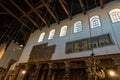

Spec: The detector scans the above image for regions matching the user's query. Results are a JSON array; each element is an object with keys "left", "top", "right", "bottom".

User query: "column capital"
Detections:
[
  {"left": 64, "top": 60, "right": 71, "bottom": 64},
  {"left": 64, "top": 61, "right": 71, "bottom": 80},
  {"left": 48, "top": 62, "right": 53, "bottom": 69},
  {"left": 36, "top": 63, "right": 41, "bottom": 68},
  {"left": 64, "top": 61, "right": 71, "bottom": 68}
]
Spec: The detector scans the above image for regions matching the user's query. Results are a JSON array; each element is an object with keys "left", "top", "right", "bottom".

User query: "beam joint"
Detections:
[
  {"left": 10, "top": 0, "right": 40, "bottom": 29},
  {"left": 79, "top": 0, "right": 86, "bottom": 15},
  {"left": 59, "top": 0, "right": 72, "bottom": 20}
]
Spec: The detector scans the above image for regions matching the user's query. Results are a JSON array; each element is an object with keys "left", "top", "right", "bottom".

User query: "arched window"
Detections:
[
  {"left": 60, "top": 25, "right": 67, "bottom": 37},
  {"left": 48, "top": 29, "right": 55, "bottom": 40},
  {"left": 38, "top": 32, "right": 45, "bottom": 42},
  {"left": 74, "top": 21, "right": 82, "bottom": 33},
  {"left": 109, "top": 8, "right": 120, "bottom": 23},
  {"left": 90, "top": 16, "right": 101, "bottom": 28}
]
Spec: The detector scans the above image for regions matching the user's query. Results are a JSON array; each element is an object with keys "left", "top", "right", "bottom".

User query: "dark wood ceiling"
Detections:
[{"left": 0, "top": 0, "right": 114, "bottom": 47}]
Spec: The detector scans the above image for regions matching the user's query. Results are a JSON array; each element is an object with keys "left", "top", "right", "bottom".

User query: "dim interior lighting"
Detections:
[
  {"left": 22, "top": 70, "right": 26, "bottom": 74},
  {"left": 20, "top": 44, "right": 23, "bottom": 48},
  {"left": 108, "top": 70, "right": 117, "bottom": 77}
]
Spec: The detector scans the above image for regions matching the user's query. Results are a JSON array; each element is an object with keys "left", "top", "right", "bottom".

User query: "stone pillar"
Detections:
[
  {"left": 12, "top": 65, "right": 21, "bottom": 80},
  {"left": 22, "top": 64, "right": 30, "bottom": 80},
  {"left": 34, "top": 64, "right": 41, "bottom": 80},
  {"left": 112, "top": 56, "right": 120, "bottom": 80},
  {"left": 47, "top": 62, "right": 53, "bottom": 80},
  {"left": 86, "top": 68, "right": 92, "bottom": 80},
  {"left": 85, "top": 60, "right": 92, "bottom": 80},
  {"left": 0, "top": 69, "right": 5, "bottom": 80},
  {"left": 63, "top": 61, "right": 70, "bottom": 80}
]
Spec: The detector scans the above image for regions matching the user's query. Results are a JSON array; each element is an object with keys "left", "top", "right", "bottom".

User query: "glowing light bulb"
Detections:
[
  {"left": 22, "top": 70, "right": 26, "bottom": 74},
  {"left": 109, "top": 70, "right": 116, "bottom": 77}
]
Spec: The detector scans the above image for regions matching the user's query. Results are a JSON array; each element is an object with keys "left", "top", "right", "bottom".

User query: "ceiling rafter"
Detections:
[
  {"left": 5, "top": 25, "right": 24, "bottom": 50},
  {"left": 42, "top": 0, "right": 60, "bottom": 24},
  {"left": 79, "top": 0, "right": 86, "bottom": 15},
  {"left": 99, "top": 0, "right": 104, "bottom": 9},
  {"left": 0, "top": 12, "right": 9, "bottom": 14},
  {"left": 21, "top": 30, "right": 30, "bottom": 45},
  {"left": 20, "top": 5, "right": 43, "bottom": 18},
  {"left": 20, "top": 0, "right": 53, "bottom": 18},
  {"left": 0, "top": 3, "right": 32, "bottom": 32},
  {"left": 10, "top": 0, "right": 40, "bottom": 30},
  {"left": 24, "top": 0, "right": 49, "bottom": 28},
  {"left": 58, "top": 0, "right": 72, "bottom": 20}
]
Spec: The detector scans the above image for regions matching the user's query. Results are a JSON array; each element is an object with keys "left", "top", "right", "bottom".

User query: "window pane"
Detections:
[
  {"left": 74, "top": 21, "right": 82, "bottom": 33},
  {"left": 90, "top": 16, "right": 101, "bottom": 28},
  {"left": 109, "top": 9, "right": 120, "bottom": 23},
  {"left": 38, "top": 32, "right": 45, "bottom": 42},
  {"left": 48, "top": 29, "right": 55, "bottom": 40},
  {"left": 60, "top": 25, "right": 67, "bottom": 37}
]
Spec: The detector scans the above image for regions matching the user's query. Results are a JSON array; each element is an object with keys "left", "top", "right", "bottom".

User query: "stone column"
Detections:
[
  {"left": 63, "top": 61, "right": 70, "bottom": 80},
  {"left": 22, "top": 64, "right": 30, "bottom": 80},
  {"left": 34, "top": 64, "right": 41, "bottom": 80},
  {"left": 12, "top": 65, "right": 21, "bottom": 80},
  {"left": 112, "top": 56, "right": 120, "bottom": 80},
  {"left": 47, "top": 62, "right": 53, "bottom": 80},
  {"left": 0, "top": 69, "right": 5, "bottom": 80},
  {"left": 85, "top": 60, "right": 92, "bottom": 80}
]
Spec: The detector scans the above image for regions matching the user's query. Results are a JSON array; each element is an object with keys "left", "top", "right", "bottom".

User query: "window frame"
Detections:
[
  {"left": 73, "top": 21, "right": 82, "bottom": 33},
  {"left": 109, "top": 8, "right": 120, "bottom": 23},
  {"left": 48, "top": 29, "right": 55, "bottom": 40},
  {"left": 59, "top": 25, "right": 67, "bottom": 37},
  {"left": 90, "top": 15, "right": 101, "bottom": 28},
  {"left": 38, "top": 32, "right": 45, "bottom": 42}
]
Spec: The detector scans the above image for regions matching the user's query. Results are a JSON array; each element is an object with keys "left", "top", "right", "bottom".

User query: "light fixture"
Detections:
[
  {"left": 19, "top": 44, "right": 23, "bottom": 48},
  {"left": 22, "top": 70, "right": 26, "bottom": 74},
  {"left": 108, "top": 70, "right": 117, "bottom": 77}
]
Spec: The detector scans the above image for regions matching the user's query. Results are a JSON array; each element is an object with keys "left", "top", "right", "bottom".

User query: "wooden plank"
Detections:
[
  {"left": 20, "top": 0, "right": 53, "bottom": 18},
  {"left": 79, "top": 0, "right": 86, "bottom": 14},
  {"left": 59, "top": 0, "right": 72, "bottom": 20},
  {"left": 99, "top": 0, "right": 104, "bottom": 9},
  {"left": 25, "top": 0, "right": 49, "bottom": 27},
  {"left": 0, "top": 3, "right": 32, "bottom": 32},
  {"left": 0, "top": 12, "right": 9, "bottom": 14},
  {"left": 42, "top": 0, "right": 60, "bottom": 24},
  {"left": 10, "top": 0, "right": 40, "bottom": 29}
]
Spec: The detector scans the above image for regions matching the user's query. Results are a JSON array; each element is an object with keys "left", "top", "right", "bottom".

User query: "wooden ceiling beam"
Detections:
[
  {"left": 24, "top": 0, "right": 49, "bottom": 28},
  {"left": 99, "top": 0, "right": 104, "bottom": 9},
  {"left": 20, "top": 0, "right": 53, "bottom": 18},
  {"left": 0, "top": 12, "right": 9, "bottom": 14},
  {"left": 42, "top": 0, "right": 60, "bottom": 24},
  {"left": 20, "top": 5, "right": 43, "bottom": 18},
  {"left": 59, "top": 0, "right": 72, "bottom": 20},
  {"left": 0, "top": 3, "right": 32, "bottom": 32},
  {"left": 79, "top": 0, "right": 86, "bottom": 15},
  {"left": 10, "top": 0, "right": 40, "bottom": 30}
]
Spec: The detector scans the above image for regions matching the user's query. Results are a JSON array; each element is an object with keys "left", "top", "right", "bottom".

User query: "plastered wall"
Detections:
[
  {"left": 18, "top": 0, "right": 120, "bottom": 63},
  {"left": 0, "top": 41, "right": 23, "bottom": 68}
]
